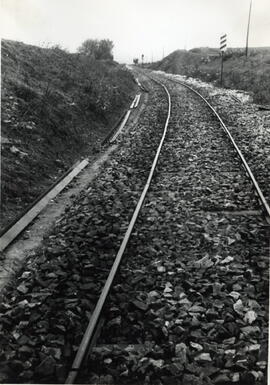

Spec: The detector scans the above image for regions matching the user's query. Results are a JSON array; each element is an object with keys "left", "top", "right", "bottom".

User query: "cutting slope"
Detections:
[{"left": 1, "top": 40, "right": 135, "bottom": 229}]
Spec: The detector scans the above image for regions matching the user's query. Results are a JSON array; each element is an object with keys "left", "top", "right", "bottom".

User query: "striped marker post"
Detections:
[{"left": 220, "top": 34, "right": 227, "bottom": 87}]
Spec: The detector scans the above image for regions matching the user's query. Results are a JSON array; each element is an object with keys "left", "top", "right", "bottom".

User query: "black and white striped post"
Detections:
[{"left": 220, "top": 34, "right": 227, "bottom": 87}]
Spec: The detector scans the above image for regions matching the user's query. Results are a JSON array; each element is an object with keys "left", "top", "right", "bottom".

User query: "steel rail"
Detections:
[
  {"left": 163, "top": 76, "right": 270, "bottom": 220},
  {"left": 134, "top": 94, "right": 141, "bottom": 108},
  {"left": 65, "top": 79, "right": 171, "bottom": 384},
  {"left": 102, "top": 94, "right": 140, "bottom": 145},
  {"left": 109, "top": 110, "right": 131, "bottom": 143},
  {"left": 101, "top": 110, "right": 128, "bottom": 146}
]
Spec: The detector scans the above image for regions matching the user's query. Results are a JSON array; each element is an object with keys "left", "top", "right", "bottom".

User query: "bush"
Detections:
[
  {"left": 13, "top": 81, "right": 38, "bottom": 101},
  {"left": 77, "top": 39, "right": 114, "bottom": 60}
]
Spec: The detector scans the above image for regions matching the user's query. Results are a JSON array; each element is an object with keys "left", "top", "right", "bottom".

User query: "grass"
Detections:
[
  {"left": 1, "top": 39, "right": 136, "bottom": 229},
  {"left": 151, "top": 47, "right": 270, "bottom": 104}
]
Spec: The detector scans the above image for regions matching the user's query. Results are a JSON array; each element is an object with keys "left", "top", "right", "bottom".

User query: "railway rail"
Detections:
[
  {"left": 161, "top": 75, "right": 270, "bottom": 220},
  {"left": 65, "top": 78, "right": 171, "bottom": 384},
  {"left": 0, "top": 71, "right": 268, "bottom": 384}
]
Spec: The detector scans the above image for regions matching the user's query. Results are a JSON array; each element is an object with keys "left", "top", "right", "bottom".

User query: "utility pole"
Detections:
[{"left": 245, "top": 0, "right": 252, "bottom": 57}]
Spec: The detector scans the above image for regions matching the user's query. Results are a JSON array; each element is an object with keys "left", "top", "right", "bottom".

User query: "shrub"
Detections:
[{"left": 78, "top": 39, "right": 114, "bottom": 60}]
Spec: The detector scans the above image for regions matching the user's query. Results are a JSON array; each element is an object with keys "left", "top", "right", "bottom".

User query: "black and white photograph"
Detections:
[{"left": 0, "top": 0, "right": 269, "bottom": 384}]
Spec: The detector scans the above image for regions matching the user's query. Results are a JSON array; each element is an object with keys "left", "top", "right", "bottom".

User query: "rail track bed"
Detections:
[
  {"left": 157, "top": 71, "right": 270, "bottom": 206},
  {"left": 0, "top": 73, "right": 268, "bottom": 385},
  {"left": 209, "top": 94, "right": 270, "bottom": 205},
  {"left": 76, "top": 78, "right": 269, "bottom": 385}
]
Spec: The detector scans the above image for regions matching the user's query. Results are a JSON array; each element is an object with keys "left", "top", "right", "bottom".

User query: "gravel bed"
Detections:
[
  {"left": 0, "top": 74, "right": 268, "bottom": 385},
  {"left": 0, "top": 78, "right": 169, "bottom": 383},
  {"left": 77, "top": 82, "right": 269, "bottom": 384},
  {"left": 208, "top": 98, "right": 270, "bottom": 206},
  {"left": 155, "top": 70, "right": 270, "bottom": 207}
]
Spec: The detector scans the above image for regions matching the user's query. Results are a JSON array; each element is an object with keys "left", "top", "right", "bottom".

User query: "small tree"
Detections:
[
  {"left": 96, "top": 39, "right": 114, "bottom": 60},
  {"left": 78, "top": 39, "right": 99, "bottom": 58},
  {"left": 133, "top": 58, "right": 139, "bottom": 65},
  {"left": 78, "top": 39, "right": 114, "bottom": 60}
]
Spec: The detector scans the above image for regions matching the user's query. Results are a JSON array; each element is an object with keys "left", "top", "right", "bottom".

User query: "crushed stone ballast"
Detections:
[
  {"left": 160, "top": 75, "right": 270, "bottom": 221},
  {"left": 65, "top": 77, "right": 171, "bottom": 384}
]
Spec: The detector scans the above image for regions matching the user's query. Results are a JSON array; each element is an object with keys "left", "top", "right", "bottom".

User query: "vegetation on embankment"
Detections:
[
  {"left": 150, "top": 47, "right": 270, "bottom": 104},
  {"left": 1, "top": 39, "right": 136, "bottom": 229}
]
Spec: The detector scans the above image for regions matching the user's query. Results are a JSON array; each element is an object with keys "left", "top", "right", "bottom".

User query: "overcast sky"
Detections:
[{"left": 1, "top": 0, "right": 270, "bottom": 63}]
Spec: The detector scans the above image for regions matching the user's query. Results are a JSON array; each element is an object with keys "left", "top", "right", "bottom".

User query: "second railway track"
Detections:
[{"left": 0, "top": 72, "right": 268, "bottom": 385}]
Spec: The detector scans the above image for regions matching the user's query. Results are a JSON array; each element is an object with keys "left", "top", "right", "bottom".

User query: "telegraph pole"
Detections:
[{"left": 245, "top": 0, "right": 252, "bottom": 57}]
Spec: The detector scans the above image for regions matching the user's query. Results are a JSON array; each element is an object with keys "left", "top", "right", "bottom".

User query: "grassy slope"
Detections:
[
  {"left": 1, "top": 39, "right": 136, "bottom": 229},
  {"left": 151, "top": 47, "right": 270, "bottom": 104}
]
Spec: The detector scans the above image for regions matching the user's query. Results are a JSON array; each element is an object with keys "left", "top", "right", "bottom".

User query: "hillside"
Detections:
[
  {"left": 1, "top": 39, "right": 136, "bottom": 230},
  {"left": 151, "top": 47, "right": 270, "bottom": 104}
]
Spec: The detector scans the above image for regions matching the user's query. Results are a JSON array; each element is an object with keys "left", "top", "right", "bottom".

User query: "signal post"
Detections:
[{"left": 220, "top": 34, "right": 227, "bottom": 87}]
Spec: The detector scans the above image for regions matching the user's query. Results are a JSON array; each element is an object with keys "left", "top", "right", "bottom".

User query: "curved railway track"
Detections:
[
  {"left": 65, "top": 78, "right": 171, "bottom": 384},
  {"left": 160, "top": 75, "right": 270, "bottom": 220},
  {"left": 66, "top": 75, "right": 269, "bottom": 383},
  {"left": 0, "top": 72, "right": 268, "bottom": 384}
]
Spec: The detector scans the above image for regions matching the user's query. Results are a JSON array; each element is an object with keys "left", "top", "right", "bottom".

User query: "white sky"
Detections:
[{"left": 1, "top": 0, "right": 270, "bottom": 63}]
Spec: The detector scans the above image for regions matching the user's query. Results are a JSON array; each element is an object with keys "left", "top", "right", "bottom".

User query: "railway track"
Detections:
[
  {"left": 72, "top": 75, "right": 269, "bottom": 384},
  {"left": 156, "top": 71, "right": 270, "bottom": 207},
  {"left": 161, "top": 75, "right": 270, "bottom": 220},
  {"left": 0, "top": 72, "right": 268, "bottom": 384},
  {"left": 65, "top": 78, "right": 171, "bottom": 384}
]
